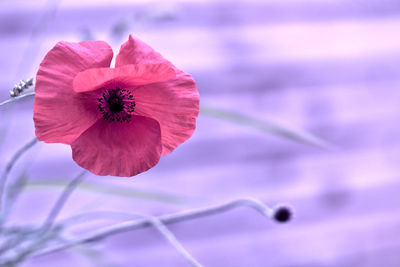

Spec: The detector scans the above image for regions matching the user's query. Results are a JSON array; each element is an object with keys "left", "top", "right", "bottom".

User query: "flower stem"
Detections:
[
  {"left": 0, "top": 171, "right": 86, "bottom": 266},
  {"left": 34, "top": 198, "right": 280, "bottom": 257},
  {"left": 42, "top": 170, "right": 87, "bottom": 230},
  {"left": 0, "top": 137, "right": 38, "bottom": 220},
  {"left": 143, "top": 216, "right": 203, "bottom": 267},
  {"left": 0, "top": 91, "right": 35, "bottom": 107}
]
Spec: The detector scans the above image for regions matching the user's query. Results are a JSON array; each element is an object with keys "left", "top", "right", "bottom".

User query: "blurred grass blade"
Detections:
[
  {"left": 2, "top": 172, "right": 29, "bottom": 224},
  {"left": 25, "top": 179, "right": 199, "bottom": 205},
  {"left": 200, "top": 104, "right": 333, "bottom": 149}
]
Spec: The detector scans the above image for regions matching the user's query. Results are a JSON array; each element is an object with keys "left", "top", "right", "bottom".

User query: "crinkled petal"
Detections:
[
  {"left": 134, "top": 72, "right": 200, "bottom": 155},
  {"left": 34, "top": 40, "right": 113, "bottom": 144},
  {"left": 73, "top": 63, "right": 176, "bottom": 93},
  {"left": 71, "top": 115, "right": 162, "bottom": 177},
  {"left": 115, "top": 34, "right": 200, "bottom": 155},
  {"left": 115, "top": 34, "right": 170, "bottom": 66}
]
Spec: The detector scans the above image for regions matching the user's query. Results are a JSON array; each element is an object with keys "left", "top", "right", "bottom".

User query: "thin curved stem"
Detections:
[
  {"left": 59, "top": 211, "right": 141, "bottom": 226},
  {"left": 42, "top": 170, "right": 87, "bottom": 230},
  {"left": 0, "top": 226, "right": 61, "bottom": 266},
  {"left": 34, "top": 198, "right": 275, "bottom": 257},
  {"left": 0, "top": 173, "right": 29, "bottom": 230},
  {"left": 0, "top": 171, "right": 87, "bottom": 264},
  {"left": 58, "top": 211, "right": 203, "bottom": 266},
  {"left": 0, "top": 137, "right": 38, "bottom": 216},
  {"left": 148, "top": 216, "right": 203, "bottom": 267},
  {"left": 0, "top": 91, "right": 35, "bottom": 107}
]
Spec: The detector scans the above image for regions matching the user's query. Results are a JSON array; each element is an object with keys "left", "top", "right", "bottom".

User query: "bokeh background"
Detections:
[{"left": 1, "top": 0, "right": 400, "bottom": 266}]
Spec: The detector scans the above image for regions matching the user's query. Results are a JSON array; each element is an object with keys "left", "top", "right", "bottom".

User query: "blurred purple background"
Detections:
[{"left": 1, "top": 0, "right": 400, "bottom": 266}]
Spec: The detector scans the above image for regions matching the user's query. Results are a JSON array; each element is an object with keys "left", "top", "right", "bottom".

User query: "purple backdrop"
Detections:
[{"left": 1, "top": 0, "right": 400, "bottom": 266}]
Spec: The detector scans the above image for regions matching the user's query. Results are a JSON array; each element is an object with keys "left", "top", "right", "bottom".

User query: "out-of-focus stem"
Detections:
[
  {"left": 0, "top": 137, "right": 38, "bottom": 220},
  {"left": 1, "top": 173, "right": 29, "bottom": 228},
  {"left": 147, "top": 216, "right": 203, "bottom": 267},
  {"left": 0, "top": 91, "right": 35, "bottom": 107},
  {"left": 200, "top": 104, "right": 334, "bottom": 150},
  {"left": 0, "top": 171, "right": 86, "bottom": 265},
  {"left": 55, "top": 210, "right": 203, "bottom": 266},
  {"left": 42, "top": 170, "right": 87, "bottom": 230}
]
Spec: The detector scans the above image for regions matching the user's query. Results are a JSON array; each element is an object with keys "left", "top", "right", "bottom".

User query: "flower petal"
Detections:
[
  {"left": 73, "top": 63, "right": 176, "bottom": 93},
  {"left": 71, "top": 116, "right": 162, "bottom": 177},
  {"left": 134, "top": 72, "right": 200, "bottom": 155},
  {"left": 34, "top": 40, "right": 113, "bottom": 144},
  {"left": 115, "top": 34, "right": 199, "bottom": 155},
  {"left": 115, "top": 34, "right": 170, "bottom": 66}
]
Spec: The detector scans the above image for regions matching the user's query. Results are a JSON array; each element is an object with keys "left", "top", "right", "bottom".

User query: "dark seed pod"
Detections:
[{"left": 273, "top": 206, "right": 292, "bottom": 223}]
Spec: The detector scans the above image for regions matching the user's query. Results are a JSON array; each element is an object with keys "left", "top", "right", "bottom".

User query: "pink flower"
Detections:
[{"left": 33, "top": 35, "right": 199, "bottom": 177}]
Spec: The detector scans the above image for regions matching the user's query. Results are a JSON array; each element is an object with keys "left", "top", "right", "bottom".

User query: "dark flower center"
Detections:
[
  {"left": 97, "top": 88, "right": 135, "bottom": 122},
  {"left": 107, "top": 96, "right": 124, "bottom": 113}
]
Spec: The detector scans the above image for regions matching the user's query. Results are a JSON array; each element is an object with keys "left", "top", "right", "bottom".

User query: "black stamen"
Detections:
[
  {"left": 97, "top": 87, "right": 135, "bottom": 122},
  {"left": 107, "top": 96, "right": 124, "bottom": 113}
]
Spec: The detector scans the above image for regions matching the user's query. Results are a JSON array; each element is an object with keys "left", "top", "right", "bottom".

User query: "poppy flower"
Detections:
[{"left": 33, "top": 34, "right": 199, "bottom": 177}]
